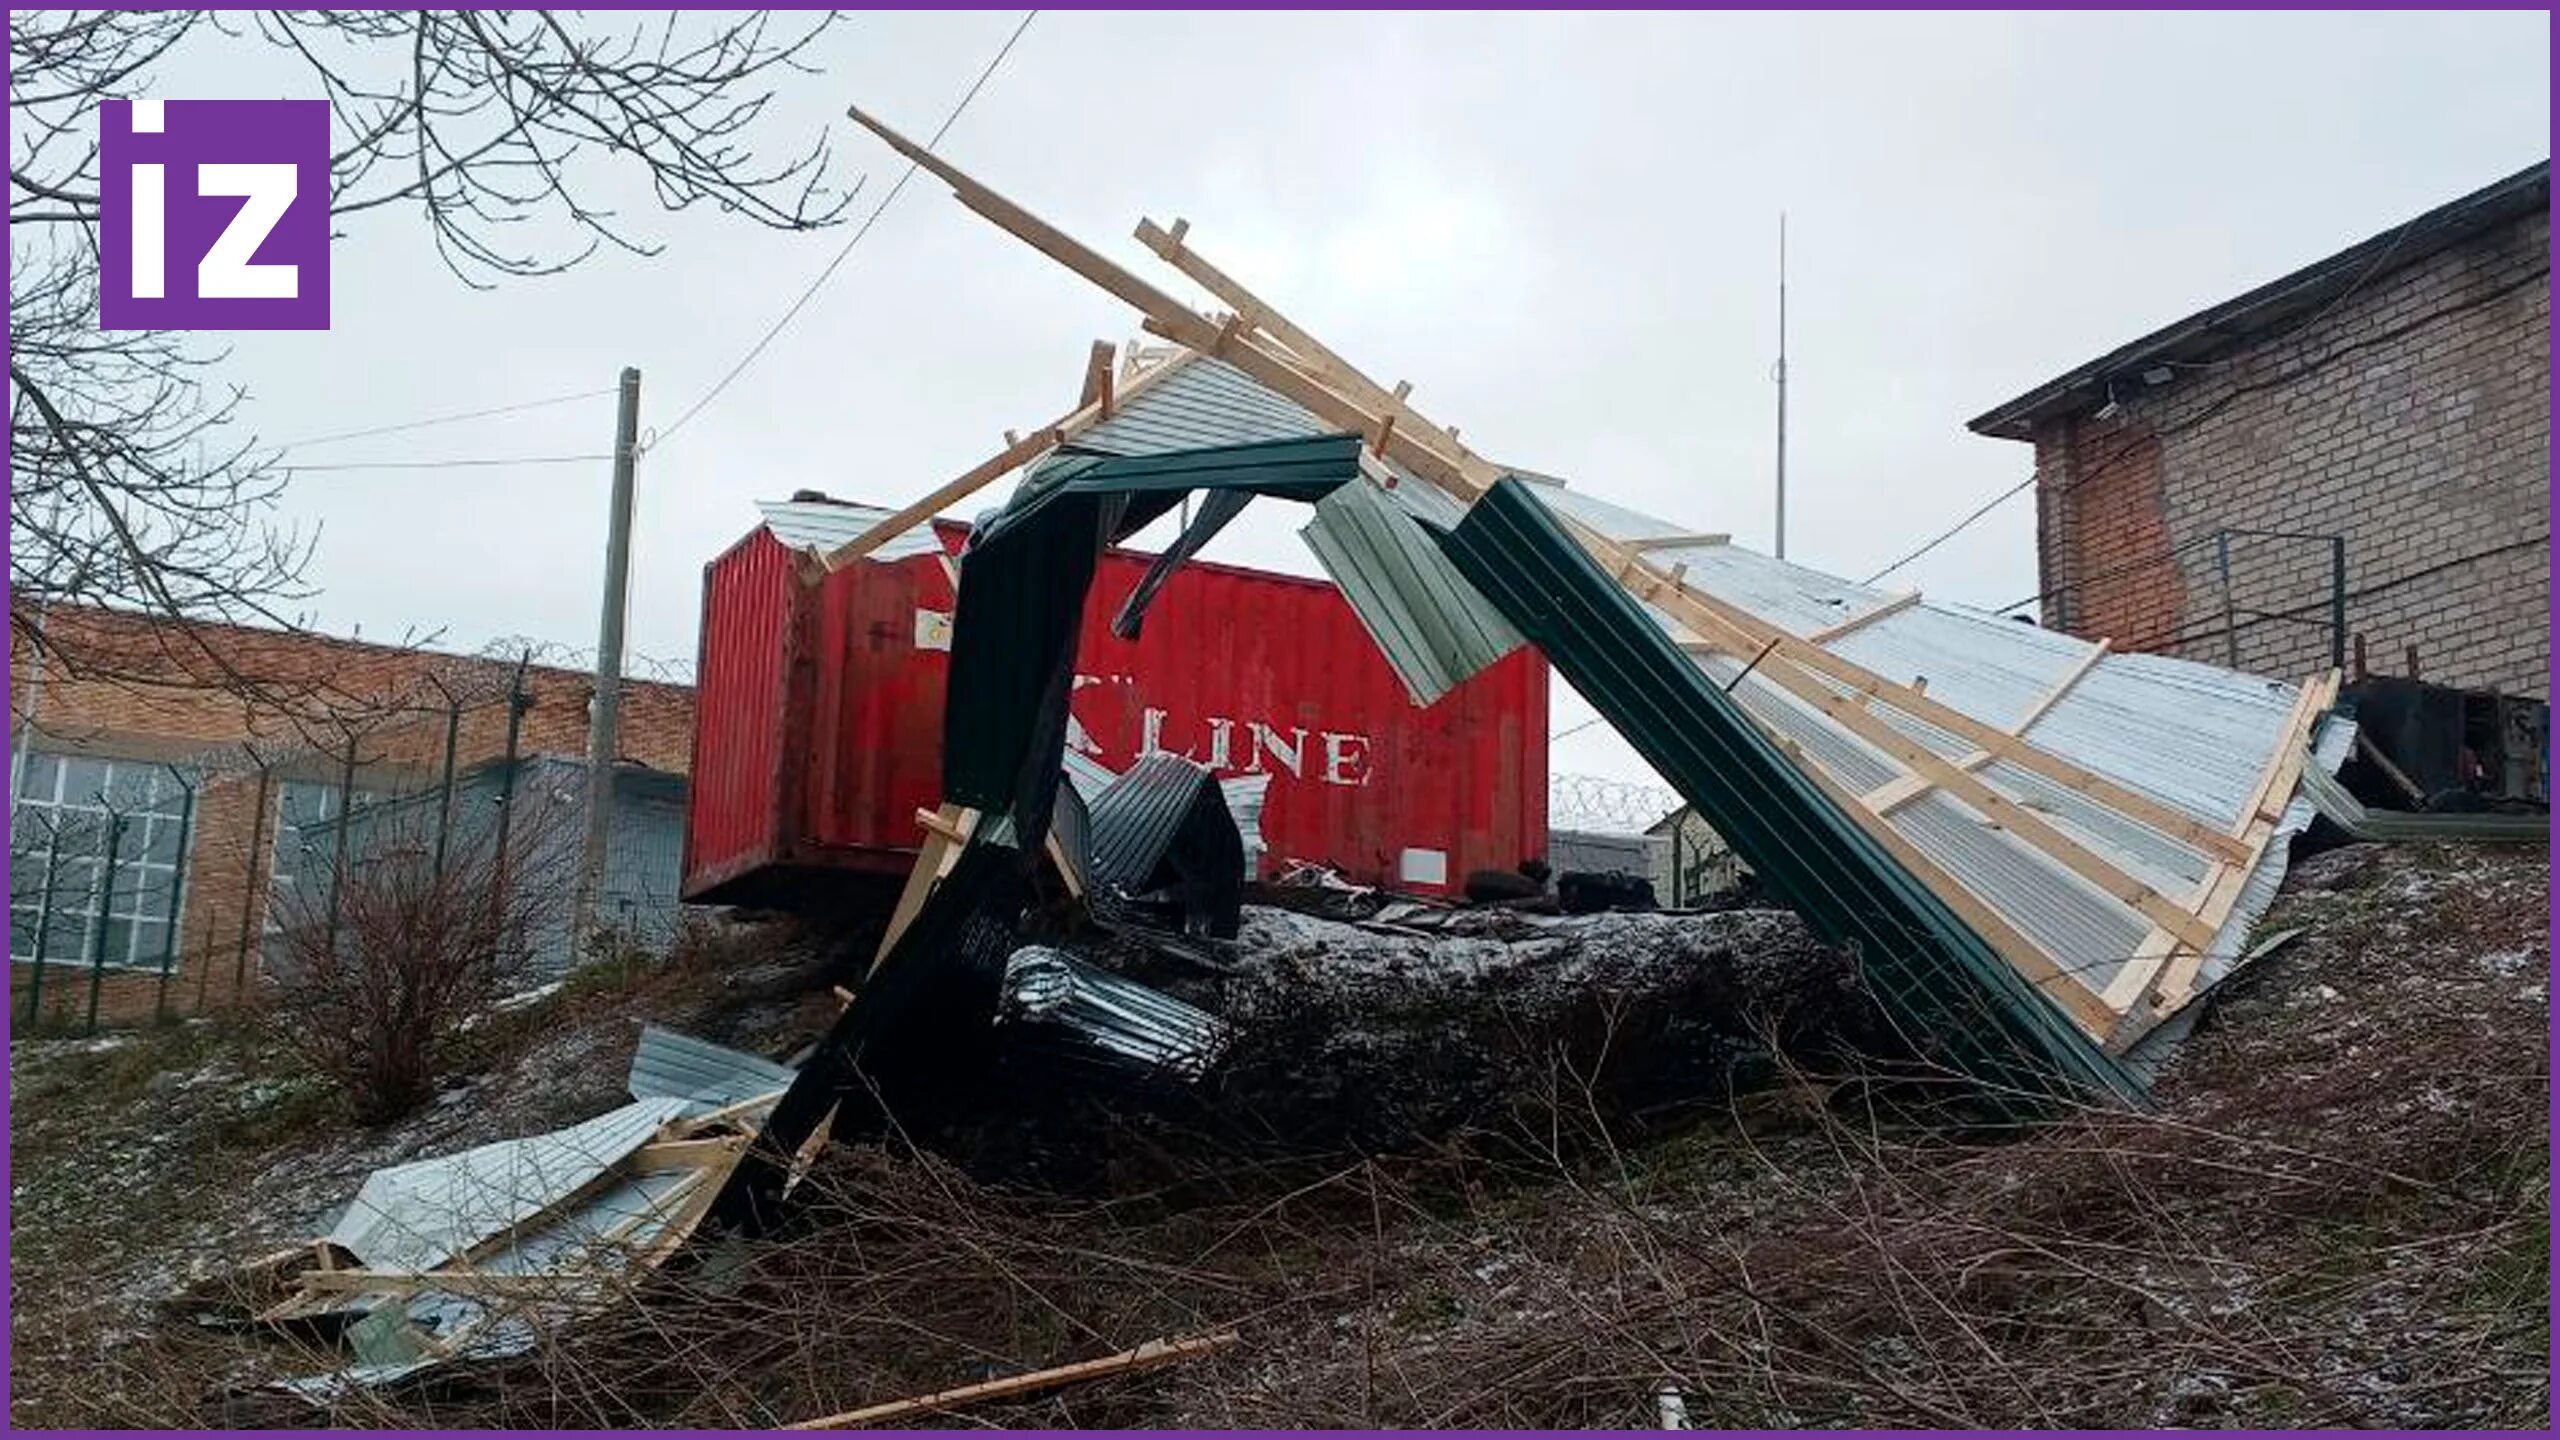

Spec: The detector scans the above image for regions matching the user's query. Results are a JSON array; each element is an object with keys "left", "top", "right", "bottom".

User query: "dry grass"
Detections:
[{"left": 14, "top": 841, "right": 2548, "bottom": 1429}]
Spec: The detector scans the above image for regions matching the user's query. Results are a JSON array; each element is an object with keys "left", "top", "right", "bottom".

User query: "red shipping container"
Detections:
[{"left": 683, "top": 517, "right": 1547, "bottom": 908}]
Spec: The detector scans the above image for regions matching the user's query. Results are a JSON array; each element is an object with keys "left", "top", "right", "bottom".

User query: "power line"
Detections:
[
  {"left": 270, "top": 388, "right": 615, "bottom": 452},
  {"left": 648, "top": 10, "right": 1040, "bottom": 451},
  {"left": 278, "top": 454, "right": 610, "bottom": 473},
  {"left": 1858, "top": 473, "right": 2036, "bottom": 587}
]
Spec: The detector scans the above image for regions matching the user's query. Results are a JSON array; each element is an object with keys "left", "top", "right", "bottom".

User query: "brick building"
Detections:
[
  {"left": 1969, "top": 160, "right": 2549, "bottom": 699},
  {"left": 8, "top": 604, "right": 694, "bottom": 1024}
]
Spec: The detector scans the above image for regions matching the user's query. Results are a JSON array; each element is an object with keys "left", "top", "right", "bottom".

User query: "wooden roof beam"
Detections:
[
  {"left": 1808, "top": 589, "right": 1921, "bottom": 645},
  {"left": 820, "top": 340, "right": 1198, "bottom": 571}
]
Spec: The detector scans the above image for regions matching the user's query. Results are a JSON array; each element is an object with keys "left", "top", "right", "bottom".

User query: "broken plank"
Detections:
[
  {"left": 1079, "top": 337, "right": 1117, "bottom": 417},
  {"left": 785, "top": 1330, "right": 1242, "bottom": 1430},
  {"left": 869, "top": 806, "right": 976, "bottom": 972},
  {"left": 847, "top": 106, "right": 1502, "bottom": 507},
  {"left": 629, "top": 1136, "right": 751, "bottom": 1174},
  {"left": 822, "top": 427, "right": 1062, "bottom": 569},
  {"left": 1135, "top": 217, "right": 1477, "bottom": 474},
  {"left": 820, "top": 340, "right": 1196, "bottom": 572},
  {"left": 1627, "top": 532, "right": 1730, "bottom": 552},
  {"left": 1806, "top": 589, "right": 1921, "bottom": 645}
]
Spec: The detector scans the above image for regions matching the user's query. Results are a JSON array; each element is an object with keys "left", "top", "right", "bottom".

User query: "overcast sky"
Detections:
[{"left": 178, "top": 10, "right": 2548, "bottom": 791}]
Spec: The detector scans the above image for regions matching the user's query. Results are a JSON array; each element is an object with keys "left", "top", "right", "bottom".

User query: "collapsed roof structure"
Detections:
[{"left": 745, "top": 101, "right": 2352, "bottom": 1123}]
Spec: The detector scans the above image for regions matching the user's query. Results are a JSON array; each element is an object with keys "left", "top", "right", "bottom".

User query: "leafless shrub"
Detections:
[{"left": 263, "top": 773, "right": 580, "bottom": 1124}]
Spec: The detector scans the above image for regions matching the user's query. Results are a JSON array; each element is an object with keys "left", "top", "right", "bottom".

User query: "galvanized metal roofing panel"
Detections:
[
  {"left": 325, "top": 1096, "right": 686, "bottom": 1273},
  {"left": 756, "top": 497, "right": 951, "bottom": 564},
  {"left": 1302, "top": 474, "right": 1526, "bottom": 706},
  {"left": 1067, "top": 356, "right": 1332, "bottom": 458},
  {"left": 1440, "top": 476, "right": 2144, "bottom": 1104},
  {"left": 627, "top": 1024, "right": 795, "bottom": 1118},
  {"left": 998, "top": 944, "right": 1230, "bottom": 1079}
]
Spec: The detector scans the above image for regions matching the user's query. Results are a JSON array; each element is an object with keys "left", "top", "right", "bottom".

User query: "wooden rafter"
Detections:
[
  {"left": 1862, "top": 638, "right": 2112, "bottom": 817},
  {"left": 841, "top": 99, "right": 2340, "bottom": 1041},
  {"left": 1628, "top": 532, "right": 1730, "bottom": 552},
  {"left": 819, "top": 343, "right": 1192, "bottom": 571},
  {"left": 1808, "top": 589, "right": 1921, "bottom": 645}
]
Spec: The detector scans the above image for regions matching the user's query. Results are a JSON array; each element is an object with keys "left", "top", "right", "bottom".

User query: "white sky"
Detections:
[{"left": 174, "top": 10, "right": 2548, "bottom": 789}]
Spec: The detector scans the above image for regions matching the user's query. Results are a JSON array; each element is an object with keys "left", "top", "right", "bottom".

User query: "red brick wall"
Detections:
[
  {"left": 2030, "top": 208, "right": 2549, "bottom": 698},
  {"left": 9, "top": 605, "right": 696, "bottom": 1023}
]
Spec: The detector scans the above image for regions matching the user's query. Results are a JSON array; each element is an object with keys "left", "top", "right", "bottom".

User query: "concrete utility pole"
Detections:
[{"left": 579, "top": 366, "right": 641, "bottom": 955}]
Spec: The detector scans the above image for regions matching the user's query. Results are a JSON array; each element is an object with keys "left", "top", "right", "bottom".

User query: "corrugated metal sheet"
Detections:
[
  {"left": 1302, "top": 473, "right": 1528, "bottom": 706},
  {"left": 1063, "top": 355, "right": 1330, "bottom": 458},
  {"left": 1088, "top": 752, "right": 1233, "bottom": 889},
  {"left": 1520, "top": 479, "right": 2336, "bottom": 1017},
  {"left": 1441, "top": 476, "right": 2144, "bottom": 1103},
  {"left": 325, "top": 1096, "right": 687, "bottom": 1273},
  {"left": 997, "top": 944, "right": 1230, "bottom": 1078},
  {"left": 627, "top": 1024, "right": 796, "bottom": 1117},
  {"left": 755, "top": 496, "right": 952, "bottom": 564}
]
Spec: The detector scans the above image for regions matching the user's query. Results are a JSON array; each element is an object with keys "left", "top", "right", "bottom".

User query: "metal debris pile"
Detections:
[{"left": 196, "top": 1026, "right": 799, "bottom": 1403}]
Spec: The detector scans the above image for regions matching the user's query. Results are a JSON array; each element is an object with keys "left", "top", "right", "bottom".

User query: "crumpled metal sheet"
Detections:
[
  {"left": 325, "top": 1096, "right": 688, "bottom": 1274},
  {"left": 1301, "top": 471, "right": 1527, "bottom": 706},
  {"left": 997, "top": 945, "right": 1230, "bottom": 1080},
  {"left": 627, "top": 1023, "right": 796, "bottom": 1118},
  {"left": 1088, "top": 752, "right": 1245, "bottom": 940}
]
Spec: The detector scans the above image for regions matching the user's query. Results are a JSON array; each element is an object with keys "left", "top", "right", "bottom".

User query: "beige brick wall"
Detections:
[
  {"left": 2033, "top": 208, "right": 2550, "bottom": 698},
  {"left": 10, "top": 604, "right": 696, "bottom": 1023}
]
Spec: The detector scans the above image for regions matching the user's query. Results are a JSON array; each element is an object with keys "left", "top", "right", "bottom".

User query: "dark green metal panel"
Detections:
[
  {"left": 1439, "top": 477, "right": 2146, "bottom": 1106},
  {"left": 944, "top": 434, "right": 1367, "bottom": 822}
]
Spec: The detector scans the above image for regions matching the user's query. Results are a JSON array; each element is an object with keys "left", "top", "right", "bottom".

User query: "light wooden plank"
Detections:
[
  {"left": 820, "top": 427, "right": 1062, "bottom": 570},
  {"left": 869, "top": 804, "right": 977, "bottom": 973},
  {"left": 1781, "top": 680, "right": 2217, "bottom": 952},
  {"left": 1078, "top": 338, "right": 1116, "bottom": 416},
  {"left": 2106, "top": 669, "right": 2340, "bottom": 1028},
  {"left": 818, "top": 341, "right": 1194, "bottom": 573},
  {"left": 1807, "top": 589, "right": 1921, "bottom": 645},
  {"left": 786, "top": 1331, "right": 1242, "bottom": 1430},
  {"left": 1577, "top": 521, "right": 2256, "bottom": 867},
  {"left": 2014, "top": 638, "right": 2112, "bottom": 736},
  {"left": 1858, "top": 639, "right": 2112, "bottom": 818},
  {"left": 1627, "top": 532, "right": 1730, "bottom": 552}
]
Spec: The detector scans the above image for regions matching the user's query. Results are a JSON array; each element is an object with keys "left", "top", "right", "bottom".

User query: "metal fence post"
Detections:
[
  {"left": 23, "top": 820, "right": 64, "bottom": 1025},
  {"left": 234, "top": 762, "right": 274, "bottom": 997},
  {"left": 433, "top": 688, "right": 463, "bottom": 880},
  {"left": 154, "top": 768, "right": 196, "bottom": 1023},
  {"left": 324, "top": 735, "right": 358, "bottom": 968},
  {"left": 488, "top": 655, "right": 533, "bottom": 958},
  {"left": 84, "top": 812, "right": 128, "bottom": 1035}
]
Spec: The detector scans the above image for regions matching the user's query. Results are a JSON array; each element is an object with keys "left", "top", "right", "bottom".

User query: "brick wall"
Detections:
[
  {"left": 2031, "top": 208, "right": 2549, "bottom": 698},
  {"left": 9, "top": 604, "right": 696, "bottom": 1024}
]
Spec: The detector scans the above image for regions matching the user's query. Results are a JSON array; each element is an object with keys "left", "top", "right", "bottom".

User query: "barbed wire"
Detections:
[
  {"left": 471, "top": 635, "right": 696, "bottom": 686},
  {"left": 1548, "top": 771, "right": 1684, "bottom": 835}
]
